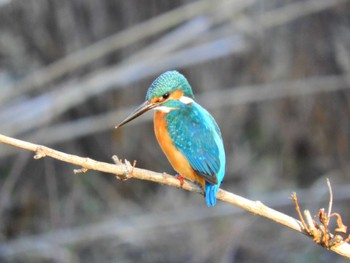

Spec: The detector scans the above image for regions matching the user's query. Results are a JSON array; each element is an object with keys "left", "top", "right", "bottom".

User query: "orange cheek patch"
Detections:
[{"left": 169, "top": 90, "right": 184, "bottom": 100}]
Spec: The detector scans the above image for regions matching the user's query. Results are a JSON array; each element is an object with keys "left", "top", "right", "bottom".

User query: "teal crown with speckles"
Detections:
[{"left": 146, "top": 71, "right": 195, "bottom": 101}]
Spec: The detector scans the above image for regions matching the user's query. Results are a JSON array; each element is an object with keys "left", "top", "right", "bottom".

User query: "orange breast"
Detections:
[{"left": 154, "top": 111, "right": 205, "bottom": 189}]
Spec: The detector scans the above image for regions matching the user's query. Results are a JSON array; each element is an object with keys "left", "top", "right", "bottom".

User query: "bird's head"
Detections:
[{"left": 116, "top": 70, "right": 194, "bottom": 128}]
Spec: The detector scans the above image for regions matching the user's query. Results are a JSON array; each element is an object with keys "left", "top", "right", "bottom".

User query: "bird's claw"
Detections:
[{"left": 176, "top": 174, "right": 185, "bottom": 188}]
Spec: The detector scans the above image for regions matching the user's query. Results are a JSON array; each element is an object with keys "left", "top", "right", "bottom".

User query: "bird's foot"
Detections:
[{"left": 175, "top": 174, "right": 185, "bottom": 188}]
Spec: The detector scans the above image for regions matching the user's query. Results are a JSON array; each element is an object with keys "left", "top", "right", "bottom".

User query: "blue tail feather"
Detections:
[{"left": 205, "top": 183, "right": 219, "bottom": 206}]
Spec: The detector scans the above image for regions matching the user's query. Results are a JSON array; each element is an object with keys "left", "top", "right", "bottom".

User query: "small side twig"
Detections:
[
  {"left": 291, "top": 192, "right": 310, "bottom": 235},
  {"left": 112, "top": 155, "right": 135, "bottom": 180},
  {"left": 327, "top": 178, "right": 333, "bottom": 220}
]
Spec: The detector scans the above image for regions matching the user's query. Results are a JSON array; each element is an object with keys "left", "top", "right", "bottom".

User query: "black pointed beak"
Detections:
[{"left": 115, "top": 101, "right": 158, "bottom": 129}]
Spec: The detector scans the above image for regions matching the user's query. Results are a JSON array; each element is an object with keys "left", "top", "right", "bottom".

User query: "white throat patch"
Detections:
[
  {"left": 153, "top": 96, "right": 193, "bottom": 113},
  {"left": 154, "top": 106, "right": 175, "bottom": 113},
  {"left": 179, "top": 96, "right": 194, "bottom": 104}
]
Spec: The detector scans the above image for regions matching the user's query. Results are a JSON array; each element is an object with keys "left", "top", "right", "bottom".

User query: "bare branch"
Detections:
[{"left": 1, "top": 133, "right": 350, "bottom": 258}]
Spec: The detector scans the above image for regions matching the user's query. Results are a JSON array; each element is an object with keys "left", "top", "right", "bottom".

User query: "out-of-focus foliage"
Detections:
[{"left": 0, "top": 0, "right": 350, "bottom": 262}]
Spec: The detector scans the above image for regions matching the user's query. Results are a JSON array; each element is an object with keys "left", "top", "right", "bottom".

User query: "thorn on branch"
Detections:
[
  {"left": 34, "top": 146, "right": 47, "bottom": 159},
  {"left": 112, "top": 155, "right": 122, "bottom": 165},
  {"left": 129, "top": 160, "right": 137, "bottom": 177}
]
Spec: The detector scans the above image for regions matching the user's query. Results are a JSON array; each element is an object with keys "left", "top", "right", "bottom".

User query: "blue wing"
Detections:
[{"left": 165, "top": 101, "right": 224, "bottom": 185}]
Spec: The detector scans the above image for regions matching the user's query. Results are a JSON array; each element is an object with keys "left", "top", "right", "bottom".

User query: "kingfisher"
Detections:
[{"left": 115, "top": 71, "right": 225, "bottom": 206}]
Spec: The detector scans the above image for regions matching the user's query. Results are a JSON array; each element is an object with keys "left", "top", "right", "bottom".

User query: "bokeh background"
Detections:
[{"left": 0, "top": 0, "right": 350, "bottom": 262}]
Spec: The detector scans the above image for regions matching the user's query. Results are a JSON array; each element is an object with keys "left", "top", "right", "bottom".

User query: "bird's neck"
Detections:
[{"left": 154, "top": 111, "right": 167, "bottom": 127}]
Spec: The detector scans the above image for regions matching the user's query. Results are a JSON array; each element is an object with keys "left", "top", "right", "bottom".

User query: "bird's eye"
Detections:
[{"left": 162, "top": 92, "right": 170, "bottom": 99}]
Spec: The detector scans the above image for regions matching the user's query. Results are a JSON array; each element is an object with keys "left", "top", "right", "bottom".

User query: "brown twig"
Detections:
[
  {"left": 292, "top": 182, "right": 350, "bottom": 252},
  {"left": 291, "top": 192, "right": 310, "bottom": 235},
  {"left": 1, "top": 133, "right": 350, "bottom": 259}
]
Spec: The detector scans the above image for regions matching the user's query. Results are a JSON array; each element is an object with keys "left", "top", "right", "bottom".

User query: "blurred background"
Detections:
[{"left": 0, "top": 0, "right": 350, "bottom": 262}]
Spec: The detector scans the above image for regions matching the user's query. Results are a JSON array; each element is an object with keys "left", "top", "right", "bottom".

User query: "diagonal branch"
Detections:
[{"left": 0, "top": 133, "right": 350, "bottom": 259}]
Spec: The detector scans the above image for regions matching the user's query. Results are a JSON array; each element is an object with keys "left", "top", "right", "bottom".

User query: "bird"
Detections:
[{"left": 115, "top": 70, "right": 225, "bottom": 206}]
